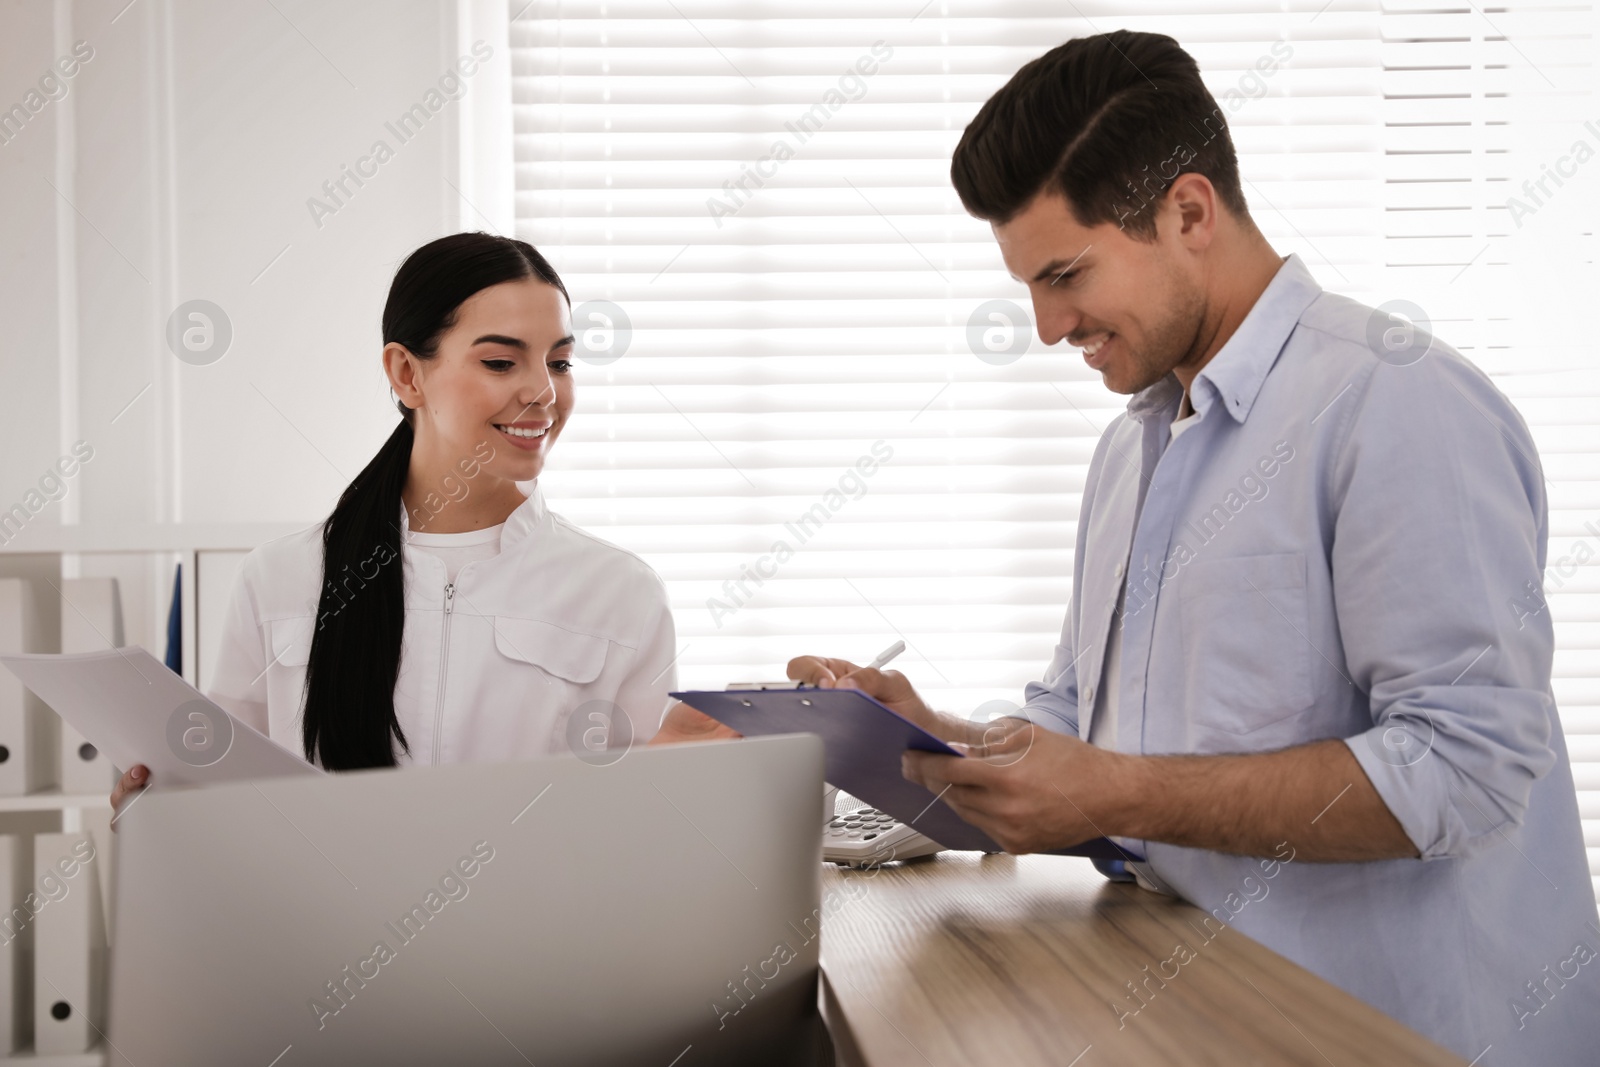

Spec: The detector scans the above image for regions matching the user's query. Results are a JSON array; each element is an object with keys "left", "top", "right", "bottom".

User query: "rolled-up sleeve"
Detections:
[
  {"left": 1022, "top": 618, "right": 1083, "bottom": 737},
  {"left": 1331, "top": 351, "right": 1556, "bottom": 860}
]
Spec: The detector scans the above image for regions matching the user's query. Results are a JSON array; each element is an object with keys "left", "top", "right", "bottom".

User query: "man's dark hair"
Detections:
[{"left": 951, "top": 30, "right": 1249, "bottom": 239}]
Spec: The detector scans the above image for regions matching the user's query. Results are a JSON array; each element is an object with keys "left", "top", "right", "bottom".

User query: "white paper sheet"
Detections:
[{"left": 0, "top": 648, "right": 320, "bottom": 790}]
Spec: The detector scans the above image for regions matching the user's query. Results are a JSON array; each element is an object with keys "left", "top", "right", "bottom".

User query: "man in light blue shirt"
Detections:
[{"left": 791, "top": 29, "right": 1598, "bottom": 1065}]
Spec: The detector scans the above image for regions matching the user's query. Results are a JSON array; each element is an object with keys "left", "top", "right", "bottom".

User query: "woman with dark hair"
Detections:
[{"left": 113, "top": 232, "right": 726, "bottom": 804}]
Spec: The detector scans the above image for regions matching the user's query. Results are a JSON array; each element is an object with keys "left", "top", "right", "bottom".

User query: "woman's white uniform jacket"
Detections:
[{"left": 206, "top": 486, "right": 677, "bottom": 767}]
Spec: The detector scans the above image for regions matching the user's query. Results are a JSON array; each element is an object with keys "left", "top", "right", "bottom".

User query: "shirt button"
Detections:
[
  {"left": 1114, "top": 562, "right": 1125, "bottom": 578},
  {"left": 1083, "top": 685, "right": 1096, "bottom": 705}
]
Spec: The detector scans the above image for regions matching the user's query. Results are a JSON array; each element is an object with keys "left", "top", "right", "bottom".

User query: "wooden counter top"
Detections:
[{"left": 819, "top": 852, "right": 1467, "bottom": 1067}]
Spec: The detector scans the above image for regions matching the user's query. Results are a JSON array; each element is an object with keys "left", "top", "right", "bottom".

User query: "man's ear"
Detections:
[
  {"left": 1163, "top": 172, "right": 1219, "bottom": 251},
  {"left": 383, "top": 343, "right": 425, "bottom": 409}
]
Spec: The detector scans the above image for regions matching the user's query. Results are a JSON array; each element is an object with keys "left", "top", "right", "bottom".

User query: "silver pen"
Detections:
[{"left": 864, "top": 640, "right": 906, "bottom": 671}]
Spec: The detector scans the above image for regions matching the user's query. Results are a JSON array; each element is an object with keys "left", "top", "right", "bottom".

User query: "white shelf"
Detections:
[
  {"left": 0, "top": 523, "right": 307, "bottom": 555},
  {"left": 0, "top": 793, "right": 110, "bottom": 814},
  {"left": 0, "top": 1046, "right": 104, "bottom": 1064}
]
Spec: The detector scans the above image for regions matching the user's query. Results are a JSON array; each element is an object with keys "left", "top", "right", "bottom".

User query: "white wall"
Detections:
[{"left": 1, "top": 0, "right": 508, "bottom": 653}]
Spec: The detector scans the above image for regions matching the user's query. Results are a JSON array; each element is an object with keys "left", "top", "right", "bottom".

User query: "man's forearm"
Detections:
[{"left": 1106, "top": 738, "right": 1420, "bottom": 862}]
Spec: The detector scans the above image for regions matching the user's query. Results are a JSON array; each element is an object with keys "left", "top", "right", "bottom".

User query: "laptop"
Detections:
[{"left": 105, "top": 735, "right": 828, "bottom": 1066}]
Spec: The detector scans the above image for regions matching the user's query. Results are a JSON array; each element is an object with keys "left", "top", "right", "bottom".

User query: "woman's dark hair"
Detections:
[
  {"left": 300, "top": 232, "right": 569, "bottom": 770},
  {"left": 951, "top": 30, "right": 1249, "bottom": 238}
]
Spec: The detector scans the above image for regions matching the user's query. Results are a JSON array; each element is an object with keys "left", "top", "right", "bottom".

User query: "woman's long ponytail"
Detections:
[
  {"left": 300, "top": 233, "right": 568, "bottom": 769},
  {"left": 301, "top": 420, "right": 413, "bottom": 768}
]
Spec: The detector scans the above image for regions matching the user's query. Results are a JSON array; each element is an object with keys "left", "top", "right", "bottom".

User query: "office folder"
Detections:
[
  {"left": 0, "top": 835, "right": 29, "bottom": 1053},
  {"left": 0, "top": 647, "right": 319, "bottom": 788},
  {"left": 0, "top": 581, "right": 57, "bottom": 795},
  {"left": 32, "top": 832, "right": 104, "bottom": 1055},
  {"left": 57, "top": 579, "right": 121, "bottom": 796},
  {"left": 163, "top": 563, "right": 181, "bottom": 674},
  {"left": 673, "top": 687, "right": 1142, "bottom": 860}
]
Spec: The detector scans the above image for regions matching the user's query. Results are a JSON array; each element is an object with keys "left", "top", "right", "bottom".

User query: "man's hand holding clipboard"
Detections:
[
  {"left": 786, "top": 642, "right": 1013, "bottom": 750},
  {"left": 781, "top": 645, "right": 1137, "bottom": 857},
  {"left": 673, "top": 643, "right": 1140, "bottom": 861}
]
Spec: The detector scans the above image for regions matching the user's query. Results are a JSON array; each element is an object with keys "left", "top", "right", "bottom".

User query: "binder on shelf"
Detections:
[
  {"left": 0, "top": 580, "right": 58, "bottom": 795},
  {"left": 57, "top": 579, "right": 121, "bottom": 797},
  {"left": 32, "top": 832, "right": 104, "bottom": 1055},
  {"left": 0, "top": 834, "right": 31, "bottom": 1053},
  {"left": 163, "top": 563, "right": 182, "bottom": 675}
]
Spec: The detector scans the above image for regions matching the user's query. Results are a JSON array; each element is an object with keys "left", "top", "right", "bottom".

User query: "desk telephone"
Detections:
[{"left": 822, "top": 785, "right": 944, "bottom": 868}]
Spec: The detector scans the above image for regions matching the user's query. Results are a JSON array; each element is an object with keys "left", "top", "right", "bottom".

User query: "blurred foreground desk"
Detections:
[{"left": 819, "top": 853, "right": 1466, "bottom": 1067}]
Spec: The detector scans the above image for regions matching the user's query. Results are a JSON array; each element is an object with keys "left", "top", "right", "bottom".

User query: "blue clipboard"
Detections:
[{"left": 672, "top": 687, "right": 1142, "bottom": 861}]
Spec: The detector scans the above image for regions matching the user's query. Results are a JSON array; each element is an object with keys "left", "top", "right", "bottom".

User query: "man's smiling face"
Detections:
[{"left": 994, "top": 189, "right": 1207, "bottom": 396}]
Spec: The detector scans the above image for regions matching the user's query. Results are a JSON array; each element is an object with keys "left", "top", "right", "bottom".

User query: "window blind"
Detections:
[{"left": 509, "top": 1, "right": 1600, "bottom": 887}]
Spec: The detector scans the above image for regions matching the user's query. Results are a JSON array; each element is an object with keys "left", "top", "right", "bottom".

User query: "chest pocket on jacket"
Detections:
[
  {"left": 266, "top": 615, "right": 316, "bottom": 668},
  {"left": 1177, "top": 552, "right": 1314, "bottom": 734},
  {"left": 491, "top": 617, "right": 609, "bottom": 684}
]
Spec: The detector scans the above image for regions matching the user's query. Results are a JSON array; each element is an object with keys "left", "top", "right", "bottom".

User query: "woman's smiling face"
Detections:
[{"left": 390, "top": 277, "right": 576, "bottom": 487}]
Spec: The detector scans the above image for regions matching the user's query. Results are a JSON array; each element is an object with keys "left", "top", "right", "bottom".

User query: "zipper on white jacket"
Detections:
[{"left": 432, "top": 582, "right": 455, "bottom": 764}]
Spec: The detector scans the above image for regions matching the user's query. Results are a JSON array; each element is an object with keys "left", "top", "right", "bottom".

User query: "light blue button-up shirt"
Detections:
[{"left": 1021, "top": 254, "right": 1599, "bottom": 1064}]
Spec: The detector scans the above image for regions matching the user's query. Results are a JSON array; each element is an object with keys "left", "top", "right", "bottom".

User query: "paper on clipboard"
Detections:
[
  {"left": 0, "top": 647, "right": 321, "bottom": 789},
  {"left": 673, "top": 687, "right": 1140, "bottom": 861}
]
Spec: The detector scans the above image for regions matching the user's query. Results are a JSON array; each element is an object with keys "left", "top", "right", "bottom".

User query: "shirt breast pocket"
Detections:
[
  {"left": 266, "top": 615, "right": 316, "bottom": 669},
  {"left": 492, "top": 617, "right": 609, "bottom": 686},
  {"left": 262, "top": 615, "right": 316, "bottom": 731},
  {"left": 1176, "top": 552, "right": 1314, "bottom": 735},
  {"left": 491, "top": 618, "right": 618, "bottom": 752},
  {"left": 489, "top": 614, "right": 608, "bottom": 703}
]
